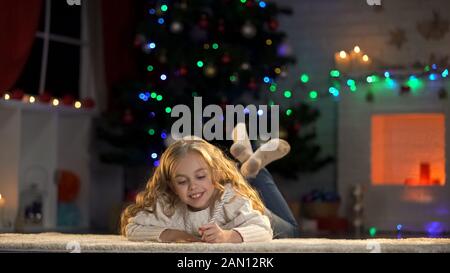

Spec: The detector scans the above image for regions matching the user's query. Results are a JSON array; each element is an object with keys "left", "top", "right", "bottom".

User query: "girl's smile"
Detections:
[{"left": 172, "top": 152, "right": 216, "bottom": 210}]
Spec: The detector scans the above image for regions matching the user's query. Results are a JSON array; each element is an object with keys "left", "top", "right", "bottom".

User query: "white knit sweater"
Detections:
[{"left": 126, "top": 184, "right": 273, "bottom": 242}]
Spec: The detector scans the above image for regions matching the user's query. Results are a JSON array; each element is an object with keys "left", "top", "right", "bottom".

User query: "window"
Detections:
[{"left": 14, "top": 0, "right": 85, "bottom": 99}]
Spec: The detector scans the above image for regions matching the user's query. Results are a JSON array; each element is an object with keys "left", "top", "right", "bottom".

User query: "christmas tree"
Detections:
[{"left": 97, "top": 0, "right": 332, "bottom": 180}]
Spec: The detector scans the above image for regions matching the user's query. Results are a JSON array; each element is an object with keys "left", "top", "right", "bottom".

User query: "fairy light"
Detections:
[
  {"left": 339, "top": 51, "right": 347, "bottom": 59},
  {"left": 4, "top": 93, "right": 10, "bottom": 100},
  {"left": 74, "top": 101, "right": 82, "bottom": 109},
  {"left": 52, "top": 98, "right": 59, "bottom": 106},
  {"left": 309, "top": 90, "right": 318, "bottom": 100},
  {"left": 283, "top": 90, "right": 292, "bottom": 98},
  {"left": 266, "top": 39, "right": 272, "bottom": 46},
  {"left": 353, "top": 46, "right": 361, "bottom": 53},
  {"left": 274, "top": 67, "right": 281, "bottom": 74},
  {"left": 362, "top": 55, "right": 369, "bottom": 62},
  {"left": 29, "top": 96, "right": 36, "bottom": 103}
]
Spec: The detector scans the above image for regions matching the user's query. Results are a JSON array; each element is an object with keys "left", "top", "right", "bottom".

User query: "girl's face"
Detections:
[{"left": 171, "top": 152, "right": 216, "bottom": 211}]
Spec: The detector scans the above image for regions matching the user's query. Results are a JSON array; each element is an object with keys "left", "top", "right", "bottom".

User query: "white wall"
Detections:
[{"left": 273, "top": 0, "right": 450, "bottom": 201}]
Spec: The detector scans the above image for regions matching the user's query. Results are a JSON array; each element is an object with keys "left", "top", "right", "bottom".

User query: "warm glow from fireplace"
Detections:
[{"left": 371, "top": 113, "right": 446, "bottom": 186}]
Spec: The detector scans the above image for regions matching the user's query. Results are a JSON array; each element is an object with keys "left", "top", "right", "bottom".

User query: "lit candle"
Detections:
[
  {"left": 350, "top": 45, "right": 362, "bottom": 71},
  {"left": 0, "top": 194, "right": 5, "bottom": 227},
  {"left": 334, "top": 50, "right": 350, "bottom": 73}
]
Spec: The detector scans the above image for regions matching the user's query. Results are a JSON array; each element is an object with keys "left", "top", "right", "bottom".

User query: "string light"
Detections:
[
  {"left": 300, "top": 74, "right": 310, "bottom": 83},
  {"left": 196, "top": 61, "right": 204, "bottom": 68},
  {"left": 339, "top": 51, "right": 347, "bottom": 59},
  {"left": 147, "top": 65, "right": 154, "bottom": 72},
  {"left": 442, "top": 69, "right": 449, "bottom": 78},
  {"left": 330, "top": 70, "right": 340, "bottom": 78},
  {"left": 429, "top": 73, "right": 438, "bottom": 81},
  {"left": 156, "top": 95, "right": 163, "bottom": 101},
  {"left": 265, "top": 39, "right": 272, "bottom": 46},
  {"left": 52, "top": 98, "right": 59, "bottom": 106},
  {"left": 309, "top": 90, "right": 318, "bottom": 100},
  {"left": 384, "top": 71, "right": 390, "bottom": 78},
  {"left": 362, "top": 55, "right": 369, "bottom": 62},
  {"left": 149, "top": 8, "right": 156, "bottom": 15},
  {"left": 259, "top": 1, "right": 267, "bottom": 8},
  {"left": 160, "top": 4, "right": 168, "bottom": 12},
  {"left": 286, "top": 109, "right": 292, "bottom": 116},
  {"left": 157, "top": 18, "right": 165, "bottom": 25},
  {"left": 165, "top": 106, "right": 172, "bottom": 113},
  {"left": 263, "top": 76, "right": 270, "bottom": 83},
  {"left": 74, "top": 101, "right": 82, "bottom": 108},
  {"left": 29, "top": 96, "right": 35, "bottom": 103},
  {"left": 283, "top": 90, "right": 292, "bottom": 98},
  {"left": 212, "top": 43, "right": 219, "bottom": 50},
  {"left": 4, "top": 93, "right": 10, "bottom": 100},
  {"left": 148, "top": 129, "right": 155, "bottom": 136},
  {"left": 153, "top": 160, "right": 160, "bottom": 167},
  {"left": 274, "top": 67, "right": 281, "bottom": 74},
  {"left": 151, "top": 153, "right": 158, "bottom": 159},
  {"left": 269, "top": 84, "right": 277, "bottom": 92},
  {"left": 353, "top": 46, "right": 361, "bottom": 53},
  {"left": 369, "top": 227, "right": 377, "bottom": 237},
  {"left": 160, "top": 74, "right": 167, "bottom": 80}
]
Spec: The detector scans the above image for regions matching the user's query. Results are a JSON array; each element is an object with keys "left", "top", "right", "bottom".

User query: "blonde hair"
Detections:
[{"left": 120, "top": 138, "right": 265, "bottom": 235}]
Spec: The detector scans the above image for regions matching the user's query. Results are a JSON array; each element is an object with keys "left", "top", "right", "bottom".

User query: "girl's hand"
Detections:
[{"left": 198, "top": 223, "right": 243, "bottom": 243}]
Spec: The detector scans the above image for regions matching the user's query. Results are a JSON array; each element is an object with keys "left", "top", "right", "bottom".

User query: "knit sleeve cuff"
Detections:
[
  {"left": 126, "top": 224, "right": 168, "bottom": 242},
  {"left": 232, "top": 225, "right": 272, "bottom": 243}
]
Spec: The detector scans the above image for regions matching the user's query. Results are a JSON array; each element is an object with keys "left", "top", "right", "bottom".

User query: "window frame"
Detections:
[{"left": 35, "top": 0, "right": 88, "bottom": 97}]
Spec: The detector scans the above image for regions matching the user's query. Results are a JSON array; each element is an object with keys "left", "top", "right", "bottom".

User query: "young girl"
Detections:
[{"left": 121, "top": 124, "right": 298, "bottom": 243}]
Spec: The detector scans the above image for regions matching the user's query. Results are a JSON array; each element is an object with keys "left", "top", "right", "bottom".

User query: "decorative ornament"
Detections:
[
  {"left": 170, "top": 21, "right": 183, "bottom": 33},
  {"left": 11, "top": 89, "right": 25, "bottom": 100},
  {"left": 179, "top": 66, "right": 188, "bottom": 76},
  {"left": 268, "top": 18, "right": 279, "bottom": 31},
  {"left": 248, "top": 78, "right": 257, "bottom": 90},
  {"left": 277, "top": 41, "right": 293, "bottom": 57},
  {"left": 279, "top": 126, "right": 288, "bottom": 139},
  {"left": 62, "top": 95, "right": 75, "bottom": 106},
  {"left": 241, "top": 62, "right": 250, "bottom": 70},
  {"left": 38, "top": 92, "right": 52, "bottom": 103},
  {"left": 221, "top": 53, "right": 231, "bottom": 64},
  {"left": 56, "top": 170, "right": 80, "bottom": 203},
  {"left": 388, "top": 28, "right": 407, "bottom": 49},
  {"left": 241, "top": 21, "right": 257, "bottom": 39},
  {"left": 198, "top": 14, "right": 209, "bottom": 29},
  {"left": 204, "top": 65, "right": 217, "bottom": 78},
  {"left": 134, "top": 34, "right": 146, "bottom": 48},
  {"left": 218, "top": 19, "right": 225, "bottom": 33},
  {"left": 352, "top": 184, "right": 365, "bottom": 238},
  {"left": 417, "top": 11, "right": 449, "bottom": 41}
]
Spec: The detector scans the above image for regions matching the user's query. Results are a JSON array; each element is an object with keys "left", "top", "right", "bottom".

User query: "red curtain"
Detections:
[
  {"left": 0, "top": 0, "right": 43, "bottom": 91},
  {"left": 101, "top": 0, "right": 138, "bottom": 96}
]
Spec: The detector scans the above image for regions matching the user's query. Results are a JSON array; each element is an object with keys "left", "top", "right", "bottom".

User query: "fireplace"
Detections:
[{"left": 338, "top": 79, "right": 450, "bottom": 235}]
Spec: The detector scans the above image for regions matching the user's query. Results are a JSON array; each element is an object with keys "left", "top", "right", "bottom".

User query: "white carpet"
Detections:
[{"left": 1, "top": 233, "right": 449, "bottom": 253}]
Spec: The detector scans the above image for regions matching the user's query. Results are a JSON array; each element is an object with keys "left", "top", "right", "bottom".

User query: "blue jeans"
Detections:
[{"left": 247, "top": 168, "right": 299, "bottom": 238}]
